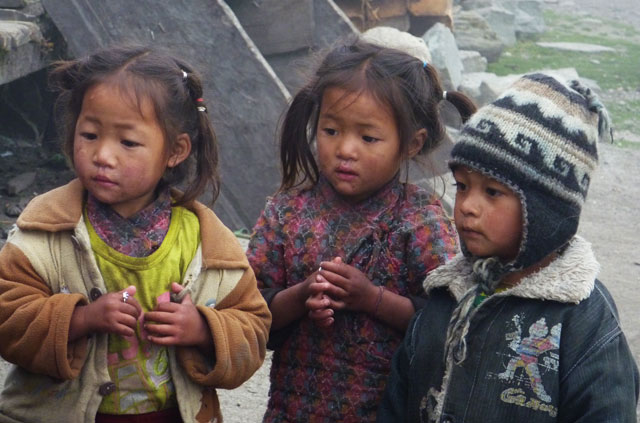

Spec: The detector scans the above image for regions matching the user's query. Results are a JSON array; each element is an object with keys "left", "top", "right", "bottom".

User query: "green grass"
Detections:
[
  {"left": 488, "top": 11, "right": 640, "bottom": 91},
  {"left": 606, "top": 99, "right": 640, "bottom": 132},
  {"left": 488, "top": 10, "right": 640, "bottom": 148}
]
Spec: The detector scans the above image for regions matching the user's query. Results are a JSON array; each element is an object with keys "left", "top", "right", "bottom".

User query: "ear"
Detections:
[
  {"left": 408, "top": 129, "right": 427, "bottom": 158},
  {"left": 167, "top": 133, "right": 191, "bottom": 168}
]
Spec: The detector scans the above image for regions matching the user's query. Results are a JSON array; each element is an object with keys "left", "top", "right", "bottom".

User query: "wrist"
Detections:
[{"left": 371, "top": 285, "right": 385, "bottom": 317}]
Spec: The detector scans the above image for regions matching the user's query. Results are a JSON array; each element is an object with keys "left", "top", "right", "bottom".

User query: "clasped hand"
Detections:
[
  {"left": 75, "top": 282, "right": 210, "bottom": 349},
  {"left": 305, "top": 257, "right": 378, "bottom": 327}
]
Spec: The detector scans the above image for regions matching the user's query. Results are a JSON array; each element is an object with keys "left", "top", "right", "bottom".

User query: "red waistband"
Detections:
[{"left": 95, "top": 408, "right": 182, "bottom": 423}]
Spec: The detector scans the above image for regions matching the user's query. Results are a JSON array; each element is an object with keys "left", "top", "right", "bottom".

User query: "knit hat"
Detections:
[{"left": 449, "top": 72, "right": 611, "bottom": 292}]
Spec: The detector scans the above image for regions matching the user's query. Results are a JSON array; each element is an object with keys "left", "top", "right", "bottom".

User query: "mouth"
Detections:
[
  {"left": 92, "top": 175, "right": 117, "bottom": 186},
  {"left": 459, "top": 226, "right": 483, "bottom": 238},
  {"left": 335, "top": 165, "right": 358, "bottom": 181}
]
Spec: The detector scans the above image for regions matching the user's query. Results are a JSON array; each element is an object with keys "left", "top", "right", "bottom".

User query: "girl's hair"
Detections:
[
  {"left": 279, "top": 38, "right": 476, "bottom": 190},
  {"left": 49, "top": 45, "right": 220, "bottom": 206}
]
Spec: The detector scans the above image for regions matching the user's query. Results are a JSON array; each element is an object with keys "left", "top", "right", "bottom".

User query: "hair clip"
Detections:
[
  {"left": 423, "top": 61, "right": 428, "bottom": 68},
  {"left": 196, "top": 98, "right": 207, "bottom": 112},
  {"left": 181, "top": 70, "right": 188, "bottom": 81},
  {"left": 443, "top": 91, "right": 448, "bottom": 101}
]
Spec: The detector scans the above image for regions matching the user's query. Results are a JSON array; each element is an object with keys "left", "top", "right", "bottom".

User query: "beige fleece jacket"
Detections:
[{"left": 0, "top": 179, "right": 271, "bottom": 423}]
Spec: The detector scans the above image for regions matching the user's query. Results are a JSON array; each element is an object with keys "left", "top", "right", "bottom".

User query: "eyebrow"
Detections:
[
  {"left": 81, "top": 115, "right": 138, "bottom": 131},
  {"left": 319, "top": 111, "right": 380, "bottom": 130}
]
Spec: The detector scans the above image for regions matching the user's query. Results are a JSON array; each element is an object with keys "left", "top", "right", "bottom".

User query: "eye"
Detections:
[
  {"left": 486, "top": 187, "right": 503, "bottom": 197},
  {"left": 321, "top": 128, "right": 337, "bottom": 136},
  {"left": 453, "top": 181, "right": 467, "bottom": 192},
  {"left": 362, "top": 135, "right": 379, "bottom": 143},
  {"left": 80, "top": 132, "right": 97, "bottom": 141},
  {"left": 121, "top": 139, "right": 141, "bottom": 148}
]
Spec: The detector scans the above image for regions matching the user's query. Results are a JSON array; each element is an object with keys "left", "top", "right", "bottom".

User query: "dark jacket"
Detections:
[{"left": 378, "top": 236, "right": 639, "bottom": 422}]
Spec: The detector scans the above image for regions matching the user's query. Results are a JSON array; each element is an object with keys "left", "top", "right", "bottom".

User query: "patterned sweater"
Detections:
[{"left": 247, "top": 176, "right": 458, "bottom": 422}]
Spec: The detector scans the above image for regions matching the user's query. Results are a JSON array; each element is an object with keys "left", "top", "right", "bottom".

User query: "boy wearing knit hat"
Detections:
[{"left": 378, "top": 73, "right": 639, "bottom": 422}]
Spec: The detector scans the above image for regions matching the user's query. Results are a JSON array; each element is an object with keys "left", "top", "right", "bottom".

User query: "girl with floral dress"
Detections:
[{"left": 246, "top": 39, "right": 476, "bottom": 422}]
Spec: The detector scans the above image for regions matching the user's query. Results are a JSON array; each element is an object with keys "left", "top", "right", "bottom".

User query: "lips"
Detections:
[
  {"left": 335, "top": 164, "right": 357, "bottom": 180},
  {"left": 92, "top": 174, "right": 117, "bottom": 186},
  {"left": 459, "top": 226, "right": 483, "bottom": 239}
]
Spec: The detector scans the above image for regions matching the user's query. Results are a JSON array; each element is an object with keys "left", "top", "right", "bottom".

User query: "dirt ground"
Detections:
[{"left": 0, "top": 0, "right": 639, "bottom": 421}]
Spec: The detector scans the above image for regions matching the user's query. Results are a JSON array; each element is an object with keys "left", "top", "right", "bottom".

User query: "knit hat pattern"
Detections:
[{"left": 450, "top": 72, "right": 611, "bottom": 283}]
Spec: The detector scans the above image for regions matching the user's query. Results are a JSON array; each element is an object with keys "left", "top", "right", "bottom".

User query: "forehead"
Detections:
[
  {"left": 83, "top": 80, "right": 156, "bottom": 121},
  {"left": 321, "top": 87, "right": 391, "bottom": 115},
  {"left": 453, "top": 165, "right": 511, "bottom": 188}
]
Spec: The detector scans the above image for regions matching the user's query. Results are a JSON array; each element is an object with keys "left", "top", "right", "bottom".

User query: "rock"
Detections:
[
  {"left": 0, "top": 0, "right": 26, "bottom": 8},
  {"left": 536, "top": 42, "right": 616, "bottom": 53},
  {"left": 423, "top": 23, "right": 463, "bottom": 90},
  {"left": 41, "top": 0, "right": 290, "bottom": 230},
  {"left": 513, "top": 0, "right": 545, "bottom": 40},
  {"left": 458, "top": 72, "right": 520, "bottom": 106},
  {"left": 0, "top": 20, "right": 46, "bottom": 85},
  {"left": 262, "top": 0, "right": 359, "bottom": 93},
  {"left": 476, "top": 6, "right": 516, "bottom": 46},
  {"left": 226, "top": 0, "right": 314, "bottom": 56},
  {"left": 7, "top": 171, "right": 35, "bottom": 195},
  {"left": 452, "top": 9, "right": 505, "bottom": 62},
  {"left": 0, "top": 20, "right": 41, "bottom": 50},
  {"left": 4, "top": 201, "right": 24, "bottom": 217},
  {"left": 459, "top": 50, "right": 487, "bottom": 72}
]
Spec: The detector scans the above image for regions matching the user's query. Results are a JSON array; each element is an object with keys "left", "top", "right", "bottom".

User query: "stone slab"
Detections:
[
  {"left": 0, "top": 0, "right": 25, "bottom": 8},
  {"left": 0, "top": 21, "right": 44, "bottom": 85},
  {"left": 226, "top": 0, "right": 314, "bottom": 56},
  {"left": 40, "top": 0, "right": 290, "bottom": 230}
]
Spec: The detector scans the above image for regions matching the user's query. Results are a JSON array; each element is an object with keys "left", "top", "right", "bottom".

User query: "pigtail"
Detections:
[
  {"left": 171, "top": 62, "right": 220, "bottom": 206},
  {"left": 279, "top": 86, "right": 319, "bottom": 191},
  {"left": 422, "top": 63, "right": 477, "bottom": 125},
  {"left": 442, "top": 90, "right": 477, "bottom": 124}
]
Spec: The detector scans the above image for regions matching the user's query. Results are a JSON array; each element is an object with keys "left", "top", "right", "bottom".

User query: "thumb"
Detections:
[
  {"left": 170, "top": 282, "right": 193, "bottom": 305},
  {"left": 332, "top": 256, "right": 342, "bottom": 264}
]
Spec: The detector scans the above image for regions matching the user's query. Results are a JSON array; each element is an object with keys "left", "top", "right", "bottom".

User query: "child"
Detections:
[
  {"left": 246, "top": 39, "right": 476, "bottom": 422},
  {"left": 378, "top": 73, "right": 640, "bottom": 422},
  {"left": 0, "top": 45, "right": 271, "bottom": 423}
]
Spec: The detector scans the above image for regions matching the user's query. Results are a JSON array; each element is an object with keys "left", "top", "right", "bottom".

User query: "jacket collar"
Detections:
[
  {"left": 17, "top": 179, "right": 248, "bottom": 270},
  {"left": 423, "top": 236, "right": 599, "bottom": 304}
]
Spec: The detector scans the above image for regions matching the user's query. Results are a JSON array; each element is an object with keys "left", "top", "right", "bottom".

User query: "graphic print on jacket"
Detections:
[{"left": 492, "top": 314, "right": 561, "bottom": 418}]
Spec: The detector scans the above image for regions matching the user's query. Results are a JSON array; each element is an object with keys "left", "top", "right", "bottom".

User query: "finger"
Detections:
[
  {"left": 147, "top": 335, "right": 179, "bottom": 346},
  {"left": 144, "top": 309, "right": 177, "bottom": 324},
  {"left": 119, "top": 286, "right": 142, "bottom": 317},
  {"left": 317, "top": 317, "right": 334, "bottom": 327},
  {"left": 179, "top": 292, "right": 194, "bottom": 306},
  {"left": 318, "top": 260, "right": 350, "bottom": 278},
  {"left": 144, "top": 323, "right": 176, "bottom": 337},
  {"left": 171, "top": 282, "right": 183, "bottom": 293},
  {"left": 123, "top": 298, "right": 143, "bottom": 319},
  {"left": 114, "top": 322, "right": 137, "bottom": 338},
  {"left": 306, "top": 295, "right": 330, "bottom": 311},
  {"left": 328, "top": 299, "right": 347, "bottom": 311},
  {"left": 309, "top": 307, "right": 333, "bottom": 320}
]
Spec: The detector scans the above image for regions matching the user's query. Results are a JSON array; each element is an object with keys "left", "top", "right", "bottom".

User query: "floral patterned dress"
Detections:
[{"left": 247, "top": 176, "right": 458, "bottom": 422}]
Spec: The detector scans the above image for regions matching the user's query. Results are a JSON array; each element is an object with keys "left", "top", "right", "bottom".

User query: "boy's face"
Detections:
[{"left": 453, "top": 166, "right": 523, "bottom": 262}]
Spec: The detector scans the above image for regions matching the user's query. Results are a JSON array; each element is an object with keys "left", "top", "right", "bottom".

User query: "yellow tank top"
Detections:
[{"left": 85, "top": 206, "right": 200, "bottom": 414}]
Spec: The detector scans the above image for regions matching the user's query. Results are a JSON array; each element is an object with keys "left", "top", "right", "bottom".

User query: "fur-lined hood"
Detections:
[{"left": 424, "top": 235, "right": 599, "bottom": 304}]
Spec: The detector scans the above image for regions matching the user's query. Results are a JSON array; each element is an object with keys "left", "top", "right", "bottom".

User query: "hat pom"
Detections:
[{"left": 570, "top": 79, "right": 614, "bottom": 143}]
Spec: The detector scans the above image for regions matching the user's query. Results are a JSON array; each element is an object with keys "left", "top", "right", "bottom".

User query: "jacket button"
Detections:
[
  {"left": 89, "top": 287, "right": 103, "bottom": 301},
  {"left": 98, "top": 382, "right": 116, "bottom": 396}
]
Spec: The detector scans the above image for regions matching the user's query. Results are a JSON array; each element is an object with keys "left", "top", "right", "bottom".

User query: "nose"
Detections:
[
  {"left": 456, "top": 191, "right": 480, "bottom": 217},
  {"left": 335, "top": 133, "right": 358, "bottom": 161},
  {"left": 92, "top": 140, "right": 116, "bottom": 168}
]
